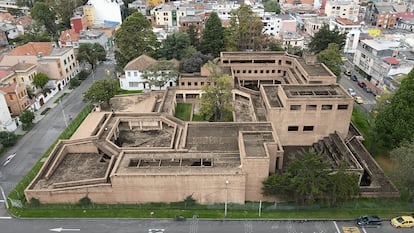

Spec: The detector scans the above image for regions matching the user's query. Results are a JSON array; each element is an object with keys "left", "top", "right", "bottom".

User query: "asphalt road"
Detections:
[
  {"left": 0, "top": 218, "right": 412, "bottom": 233},
  {"left": 0, "top": 63, "right": 114, "bottom": 215}
]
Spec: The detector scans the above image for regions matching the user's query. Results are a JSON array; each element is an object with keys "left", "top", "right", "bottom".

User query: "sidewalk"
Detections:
[{"left": 15, "top": 86, "right": 73, "bottom": 135}]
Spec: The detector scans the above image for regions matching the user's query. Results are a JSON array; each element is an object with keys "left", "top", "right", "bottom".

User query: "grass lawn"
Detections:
[
  {"left": 117, "top": 90, "right": 143, "bottom": 95},
  {"left": 175, "top": 103, "right": 192, "bottom": 121}
]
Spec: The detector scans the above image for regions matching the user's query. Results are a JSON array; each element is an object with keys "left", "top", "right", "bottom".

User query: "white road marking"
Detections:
[{"left": 333, "top": 221, "right": 341, "bottom": 233}]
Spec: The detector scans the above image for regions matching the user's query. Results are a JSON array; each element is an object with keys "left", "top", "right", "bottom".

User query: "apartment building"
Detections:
[
  {"left": 329, "top": 17, "right": 361, "bottom": 54},
  {"left": 325, "top": 0, "right": 360, "bottom": 22}
]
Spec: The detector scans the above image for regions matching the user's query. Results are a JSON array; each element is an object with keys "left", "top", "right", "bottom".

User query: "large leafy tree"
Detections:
[
  {"left": 225, "top": 4, "right": 265, "bottom": 51},
  {"left": 308, "top": 24, "right": 346, "bottom": 54},
  {"left": 114, "top": 12, "right": 159, "bottom": 69},
  {"left": 33, "top": 73, "right": 49, "bottom": 89},
  {"left": 77, "top": 43, "right": 107, "bottom": 70},
  {"left": 31, "top": 2, "right": 57, "bottom": 36},
  {"left": 0, "top": 131, "right": 17, "bottom": 147},
  {"left": 142, "top": 61, "right": 178, "bottom": 89},
  {"left": 159, "top": 31, "right": 190, "bottom": 60},
  {"left": 263, "top": 150, "right": 359, "bottom": 205},
  {"left": 187, "top": 24, "right": 200, "bottom": 48},
  {"left": 83, "top": 78, "right": 120, "bottom": 106},
  {"left": 54, "top": 0, "right": 84, "bottom": 31},
  {"left": 317, "top": 43, "right": 344, "bottom": 78},
  {"left": 179, "top": 52, "right": 213, "bottom": 73},
  {"left": 200, "top": 12, "right": 225, "bottom": 57},
  {"left": 263, "top": 0, "right": 281, "bottom": 13},
  {"left": 199, "top": 66, "right": 233, "bottom": 122},
  {"left": 371, "top": 68, "right": 414, "bottom": 150},
  {"left": 389, "top": 141, "right": 414, "bottom": 201},
  {"left": 19, "top": 109, "right": 35, "bottom": 129}
]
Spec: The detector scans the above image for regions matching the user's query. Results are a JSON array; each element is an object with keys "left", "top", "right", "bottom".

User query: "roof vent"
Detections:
[{"left": 38, "top": 52, "right": 43, "bottom": 58}]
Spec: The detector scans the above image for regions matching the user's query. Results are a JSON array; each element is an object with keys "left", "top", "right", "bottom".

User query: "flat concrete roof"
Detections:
[
  {"left": 263, "top": 86, "right": 283, "bottom": 108},
  {"left": 296, "top": 58, "right": 332, "bottom": 76},
  {"left": 283, "top": 84, "right": 348, "bottom": 98}
]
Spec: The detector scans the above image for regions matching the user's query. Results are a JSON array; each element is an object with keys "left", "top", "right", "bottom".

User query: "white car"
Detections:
[
  {"left": 348, "top": 88, "right": 356, "bottom": 97},
  {"left": 3, "top": 152, "right": 16, "bottom": 166}
]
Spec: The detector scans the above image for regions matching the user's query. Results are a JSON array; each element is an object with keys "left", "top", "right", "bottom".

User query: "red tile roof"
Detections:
[
  {"left": 59, "top": 29, "right": 79, "bottom": 43},
  {"left": 396, "top": 12, "right": 414, "bottom": 19},
  {"left": 8, "top": 42, "right": 54, "bottom": 56},
  {"left": 0, "top": 82, "right": 17, "bottom": 93},
  {"left": 124, "top": 55, "right": 157, "bottom": 70},
  {"left": 384, "top": 57, "right": 399, "bottom": 65}
]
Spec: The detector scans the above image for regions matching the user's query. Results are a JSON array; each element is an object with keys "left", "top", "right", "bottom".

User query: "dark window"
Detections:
[
  {"left": 303, "top": 126, "right": 314, "bottom": 131},
  {"left": 187, "top": 82, "right": 191, "bottom": 86},
  {"left": 286, "top": 60, "right": 292, "bottom": 65},
  {"left": 288, "top": 126, "right": 299, "bottom": 131},
  {"left": 181, "top": 82, "right": 184, "bottom": 86},
  {"left": 322, "top": 105, "right": 333, "bottom": 110},
  {"left": 306, "top": 105, "right": 317, "bottom": 111},
  {"left": 290, "top": 105, "right": 301, "bottom": 110},
  {"left": 338, "top": 104, "right": 348, "bottom": 110}
]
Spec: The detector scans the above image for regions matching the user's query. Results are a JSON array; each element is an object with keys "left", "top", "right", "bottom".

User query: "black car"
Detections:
[
  {"left": 356, "top": 215, "right": 382, "bottom": 226},
  {"left": 351, "top": 75, "right": 358, "bottom": 82},
  {"left": 174, "top": 215, "right": 186, "bottom": 221}
]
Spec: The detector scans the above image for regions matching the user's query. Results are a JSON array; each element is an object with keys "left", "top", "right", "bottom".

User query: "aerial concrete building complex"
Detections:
[{"left": 25, "top": 52, "right": 399, "bottom": 204}]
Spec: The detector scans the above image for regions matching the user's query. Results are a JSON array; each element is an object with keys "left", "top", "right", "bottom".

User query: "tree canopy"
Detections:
[
  {"left": 31, "top": 2, "right": 57, "bottom": 36},
  {"left": 199, "top": 65, "right": 233, "bottom": 122},
  {"left": 371, "top": 68, "right": 414, "bottom": 150},
  {"left": 262, "top": 150, "right": 359, "bottom": 205},
  {"left": 187, "top": 24, "right": 200, "bottom": 48},
  {"left": 114, "top": 12, "right": 158, "bottom": 69},
  {"left": 225, "top": 4, "right": 265, "bottom": 51},
  {"left": 83, "top": 78, "right": 120, "bottom": 106},
  {"left": 317, "top": 43, "right": 343, "bottom": 78},
  {"left": 77, "top": 43, "right": 107, "bottom": 69},
  {"left": 389, "top": 141, "right": 414, "bottom": 201},
  {"left": 142, "top": 61, "right": 178, "bottom": 89},
  {"left": 179, "top": 52, "right": 213, "bottom": 73},
  {"left": 19, "top": 109, "right": 35, "bottom": 129},
  {"left": 159, "top": 31, "right": 190, "bottom": 60},
  {"left": 263, "top": 0, "right": 281, "bottom": 13},
  {"left": 0, "top": 131, "right": 17, "bottom": 147},
  {"left": 200, "top": 12, "right": 225, "bottom": 58},
  {"left": 33, "top": 73, "right": 49, "bottom": 88},
  {"left": 308, "top": 24, "right": 346, "bottom": 54}
]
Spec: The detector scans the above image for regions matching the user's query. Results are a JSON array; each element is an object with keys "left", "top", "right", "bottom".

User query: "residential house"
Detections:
[
  {"left": 150, "top": 4, "right": 189, "bottom": 29},
  {"left": 324, "top": 0, "right": 360, "bottom": 22},
  {"left": 282, "top": 31, "right": 305, "bottom": 50},
  {"left": 0, "top": 91, "right": 16, "bottom": 131},
  {"left": 78, "top": 29, "right": 108, "bottom": 50},
  {"left": 120, "top": 55, "right": 177, "bottom": 91},
  {"left": 58, "top": 29, "right": 80, "bottom": 49},
  {"left": 329, "top": 17, "right": 362, "bottom": 54},
  {"left": 303, "top": 16, "right": 329, "bottom": 37},
  {"left": 0, "top": 42, "right": 79, "bottom": 91},
  {"left": 0, "top": 82, "right": 30, "bottom": 116},
  {"left": 365, "top": 3, "right": 397, "bottom": 29}
]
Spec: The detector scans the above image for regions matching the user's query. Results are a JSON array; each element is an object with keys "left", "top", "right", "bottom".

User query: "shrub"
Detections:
[
  {"left": 79, "top": 196, "right": 92, "bottom": 206},
  {"left": 30, "top": 198, "right": 40, "bottom": 207},
  {"left": 0, "top": 131, "right": 17, "bottom": 147},
  {"left": 69, "top": 78, "right": 81, "bottom": 89}
]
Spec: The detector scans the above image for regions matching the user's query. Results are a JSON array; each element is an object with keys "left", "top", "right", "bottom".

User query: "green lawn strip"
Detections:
[
  {"left": 40, "top": 108, "right": 51, "bottom": 115},
  {"left": 192, "top": 114, "right": 202, "bottom": 121},
  {"left": 54, "top": 93, "right": 69, "bottom": 104},
  {"left": 351, "top": 105, "right": 372, "bottom": 137},
  {"left": 7, "top": 105, "right": 94, "bottom": 213},
  {"left": 9, "top": 206, "right": 412, "bottom": 219},
  {"left": 117, "top": 90, "right": 143, "bottom": 95},
  {"left": 174, "top": 103, "right": 192, "bottom": 121}
]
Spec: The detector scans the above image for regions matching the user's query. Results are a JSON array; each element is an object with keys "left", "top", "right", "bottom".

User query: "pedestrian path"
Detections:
[{"left": 15, "top": 85, "right": 73, "bottom": 135}]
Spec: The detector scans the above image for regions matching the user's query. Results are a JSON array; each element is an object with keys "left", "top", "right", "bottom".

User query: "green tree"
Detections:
[
  {"left": 33, "top": 73, "right": 49, "bottom": 89},
  {"left": 114, "top": 12, "right": 158, "bottom": 69},
  {"left": 371, "top": 68, "right": 414, "bottom": 151},
  {"left": 83, "top": 78, "right": 120, "bottom": 106},
  {"left": 263, "top": 0, "right": 281, "bottom": 13},
  {"left": 389, "top": 141, "right": 414, "bottom": 201},
  {"left": 19, "top": 109, "right": 35, "bottom": 129},
  {"left": 187, "top": 24, "right": 200, "bottom": 48},
  {"left": 31, "top": 2, "right": 57, "bottom": 36},
  {"left": 159, "top": 31, "right": 190, "bottom": 60},
  {"left": 308, "top": 24, "right": 346, "bottom": 54},
  {"left": 263, "top": 150, "right": 359, "bottom": 205},
  {"left": 0, "top": 131, "right": 17, "bottom": 147},
  {"left": 225, "top": 4, "right": 265, "bottom": 51},
  {"left": 317, "top": 43, "right": 344, "bottom": 78},
  {"left": 77, "top": 43, "right": 107, "bottom": 70},
  {"left": 142, "top": 61, "right": 178, "bottom": 89},
  {"left": 199, "top": 66, "right": 233, "bottom": 122},
  {"left": 69, "top": 78, "right": 81, "bottom": 89},
  {"left": 200, "top": 12, "right": 225, "bottom": 57},
  {"left": 179, "top": 52, "right": 213, "bottom": 73}
]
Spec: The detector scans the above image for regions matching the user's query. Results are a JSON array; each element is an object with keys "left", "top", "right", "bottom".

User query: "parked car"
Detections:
[
  {"left": 364, "top": 87, "right": 372, "bottom": 93},
  {"left": 351, "top": 75, "right": 358, "bottom": 82},
  {"left": 348, "top": 88, "right": 356, "bottom": 97},
  {"left": 354, "top": 96, "right": 363, "bottom": 104},
  {"left": 358, "top": 82, "right": 367, "bottom": 88},
  {"left": 174, "top": 215, "right": 186, "bottom": 221},
  {"left": 355, "top": 215, "right": 382, "bottom": 227},
  {"left": 391, "top": 215, "right": 414, "bottom": 228},
  {"left": 344, "top": 70, "right": 351, "bottom": 76}
]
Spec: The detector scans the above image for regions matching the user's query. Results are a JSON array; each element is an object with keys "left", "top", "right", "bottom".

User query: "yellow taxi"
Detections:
[
  {"left": 391, "top": 216, "right": 414, "bottom": 228},
  {"left": 354, "top": 96, "right": 363, "bottom": 104}
]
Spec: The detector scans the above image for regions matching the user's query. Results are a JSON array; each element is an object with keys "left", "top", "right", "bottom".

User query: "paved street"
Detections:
[
  {"left": 0, "top": 63, "right": 114, "bottom": 217},
  {"left": 0, "top": 218, "right": 412, "bottom": 233}
]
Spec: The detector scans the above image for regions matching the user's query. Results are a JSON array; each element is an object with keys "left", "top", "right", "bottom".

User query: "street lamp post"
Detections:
[{"left": 224, "top": 180, "right": 229, "bottom": 217}]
